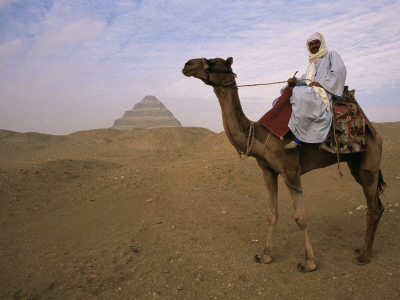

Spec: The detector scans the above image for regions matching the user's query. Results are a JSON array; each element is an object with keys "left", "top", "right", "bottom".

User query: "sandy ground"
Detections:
[{"left": 0, "top": 123, "right": 399, "bottom": 299}]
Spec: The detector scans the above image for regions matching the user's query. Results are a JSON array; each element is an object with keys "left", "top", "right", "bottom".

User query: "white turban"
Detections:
[{"left": 307, "top": 33, "right": 322, "bottom": 43}]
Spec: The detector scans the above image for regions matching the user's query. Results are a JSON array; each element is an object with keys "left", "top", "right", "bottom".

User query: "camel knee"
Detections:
[{"left": 294, "top": 214, "right": 307, "bottom": 230}]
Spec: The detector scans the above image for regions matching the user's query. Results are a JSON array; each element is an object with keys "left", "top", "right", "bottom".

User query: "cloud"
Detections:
[
  {"left": 0, "top": 0, "right": 14, "bottom": 8},
  {"left": 0, "top": 38, "right": 22, "bottom": 67},
  {"left": 28, "top": 19, "right": 105, "bottom": 59}
]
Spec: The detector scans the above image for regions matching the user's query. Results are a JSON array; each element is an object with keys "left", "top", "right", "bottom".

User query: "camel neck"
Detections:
[{"left": 213, "top": 86, "right": 251, "bottom": 151}]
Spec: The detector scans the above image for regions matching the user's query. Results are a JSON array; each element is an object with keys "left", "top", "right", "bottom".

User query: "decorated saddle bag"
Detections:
[{"left": 324, "top": 87, "right": 376, "bottom": 153}]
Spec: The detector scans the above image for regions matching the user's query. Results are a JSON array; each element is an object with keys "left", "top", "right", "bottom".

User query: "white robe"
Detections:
[{"left": 288, "top": 50, "right": 347, "bottom": 143}]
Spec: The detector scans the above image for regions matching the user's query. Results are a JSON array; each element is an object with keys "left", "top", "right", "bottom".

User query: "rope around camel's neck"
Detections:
[{"left": 237, "top": 121, "right": 271, "bottom": 161}]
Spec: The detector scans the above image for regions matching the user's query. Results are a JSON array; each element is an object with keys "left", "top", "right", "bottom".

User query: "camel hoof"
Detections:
[
  {"left": 353, "top": 257, "right": 370, "bottom": 265},
  {"left": 297, "top": 262, "right": 317, "bottom": 273},
  {"left": 353, "top": 255, "right": 371, "bottom": 265},
  {"left": 254, "top": 254, "right": 272, "bottom": 264},
  {"left": 353, "top": 248, "right": 371, "bottom": 265}
]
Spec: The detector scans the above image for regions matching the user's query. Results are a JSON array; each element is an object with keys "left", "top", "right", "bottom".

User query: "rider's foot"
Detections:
[{"left": 284, "top": 138, "right": 301, "bottom": 150}]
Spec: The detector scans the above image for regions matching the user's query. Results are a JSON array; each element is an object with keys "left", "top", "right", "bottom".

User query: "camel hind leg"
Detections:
[{"left": 347, "top": 134, "right": 386, "bottom": 264}]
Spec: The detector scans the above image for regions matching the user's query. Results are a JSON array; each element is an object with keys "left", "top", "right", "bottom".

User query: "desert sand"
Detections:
[{"left": 0, "top": 122, "right": 399, "bottom": 299}]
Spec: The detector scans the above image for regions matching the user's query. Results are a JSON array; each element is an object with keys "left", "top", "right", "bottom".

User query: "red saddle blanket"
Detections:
[
  {"left": 258, "top": 86, "right": 293, "bottom": 137},
  {"left": 258, "top": 86, "right": 376, "bottom": 151}
]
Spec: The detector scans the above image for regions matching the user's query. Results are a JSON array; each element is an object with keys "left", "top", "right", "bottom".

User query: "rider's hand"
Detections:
[
  {"left": 288, "top": 77, "right": 296, "bottom": 87},
  {"left": 308, "top": 81, "right": 322, "bottom": 88}
]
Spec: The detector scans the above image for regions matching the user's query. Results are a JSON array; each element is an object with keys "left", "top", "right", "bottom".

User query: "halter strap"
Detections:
[{"left": 201, "top": 58, "right": 237, "bottom": 88}]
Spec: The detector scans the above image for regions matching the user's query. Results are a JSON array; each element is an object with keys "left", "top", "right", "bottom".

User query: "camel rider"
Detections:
[{"left": 284, "top": 32, "right": 347, "bottom": 149}]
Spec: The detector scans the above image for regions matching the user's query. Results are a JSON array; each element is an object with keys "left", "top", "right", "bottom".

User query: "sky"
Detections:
[{"left": 1, "top": 0, "right": 399, "bottom": 135}]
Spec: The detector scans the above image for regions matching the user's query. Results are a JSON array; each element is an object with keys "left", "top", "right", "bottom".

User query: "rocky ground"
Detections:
[{"left": 0, "top": 123, "right": 399, "bottom": 299}]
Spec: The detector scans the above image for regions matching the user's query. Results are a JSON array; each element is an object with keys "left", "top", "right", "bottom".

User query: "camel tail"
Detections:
[{"left": 377, "top": 170, "right": 386, "bottom": 196}]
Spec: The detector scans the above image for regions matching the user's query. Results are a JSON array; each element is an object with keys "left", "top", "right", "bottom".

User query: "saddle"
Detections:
[{"left": 324, "top": 86, "right": 376, "bottom": 154}]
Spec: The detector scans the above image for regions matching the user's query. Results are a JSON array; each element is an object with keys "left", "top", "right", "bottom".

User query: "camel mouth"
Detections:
[
  {"left": 182, "top": 68, "right": 192, "bottom": 77},
  {"left": 182, "top": 62, "right": 195, "bottom": 77},
  {"left": 182, "top": 60, "right": 199, "bottom": 77}
]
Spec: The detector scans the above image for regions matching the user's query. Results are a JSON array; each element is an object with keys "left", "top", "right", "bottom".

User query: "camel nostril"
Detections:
[{"left": 184, "top": 61, "right": 192, "bottom": 67}]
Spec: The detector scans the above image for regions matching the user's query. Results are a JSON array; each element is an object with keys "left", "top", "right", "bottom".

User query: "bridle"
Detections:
[{"left": 201, "top": 58, "right": 237, "bottom": 88}]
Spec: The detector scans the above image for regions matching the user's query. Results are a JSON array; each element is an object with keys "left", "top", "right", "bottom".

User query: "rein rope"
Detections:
[
  {"left": 236, "top": 78, "right": 310, "bottom": 88},
  {"left": 238, "top": 121, "right": 255, "bottom": 160},
  {"left": 237, "top": 80, "right": 290, "bottom": 88},
  {"left": 201, "top": 59, "right": 309, "bottom": 89}
]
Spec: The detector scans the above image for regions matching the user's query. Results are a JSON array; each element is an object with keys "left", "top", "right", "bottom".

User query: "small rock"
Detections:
[
  {"left": 346, "top": 287, "right": 354, "bottom": 293},
  {"left": 356, "top": 205, "right": 367, "bottom": 211}
]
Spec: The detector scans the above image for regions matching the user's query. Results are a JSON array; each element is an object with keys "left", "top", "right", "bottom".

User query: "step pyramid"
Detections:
[{"left": 112, "top": 96, "right": 182, "bottom": 130}]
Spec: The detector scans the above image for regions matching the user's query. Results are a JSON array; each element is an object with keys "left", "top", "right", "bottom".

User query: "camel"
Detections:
[{"left": 182, "top": 57, "right": 386, "bottom": 272}]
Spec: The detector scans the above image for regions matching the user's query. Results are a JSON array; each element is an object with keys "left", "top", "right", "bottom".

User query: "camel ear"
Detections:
[
  {"left": 226, "top": 57, "right": 233, "bottom": 66},
  {"left": 201, "top": 58, "right": 209, "bottom": 70}
]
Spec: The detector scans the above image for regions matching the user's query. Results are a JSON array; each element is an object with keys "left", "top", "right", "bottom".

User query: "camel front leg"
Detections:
[
  {"left": 286, "top": 179, "right": 317, "bottom": 272},
  {"left": 254, "top": 167, "right": 278, "bottom": 264}
]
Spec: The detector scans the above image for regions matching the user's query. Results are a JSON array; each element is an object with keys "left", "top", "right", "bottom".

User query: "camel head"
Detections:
[{"left": 182, "top": 57, "right": 236, "bottom": 87}]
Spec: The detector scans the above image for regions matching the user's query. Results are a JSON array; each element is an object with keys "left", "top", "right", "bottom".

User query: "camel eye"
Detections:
[{"left": 207, "top": 61, "right": 216, "bottom": 68}]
